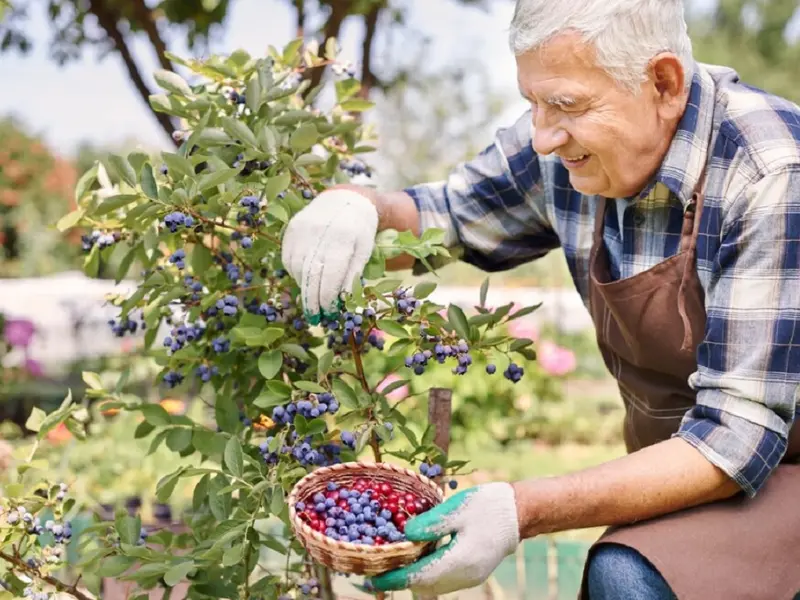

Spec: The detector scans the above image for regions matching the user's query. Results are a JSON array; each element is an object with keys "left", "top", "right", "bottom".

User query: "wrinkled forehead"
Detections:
[{"left": 515, "top": 33, "right": 612, "bottom": 102}]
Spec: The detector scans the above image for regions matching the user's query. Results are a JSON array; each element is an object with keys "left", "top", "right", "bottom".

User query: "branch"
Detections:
[
  {"left": 0, "top": 551, "right": 91, "bottom": 600},
  {"left": 129, "top": 0, "right": 175, "bottom": 73},
  {"left": 88, "top": 0, "right": 178, "bottom": 145},
  {"left": 295, "top": 0, "right": 306, "bottom": 38},
  {"left": 357, "top": 1, "right": 384, "bottom": 100},
  {"left": 304, "top": 0, "right": 352, "bottom": 96}
]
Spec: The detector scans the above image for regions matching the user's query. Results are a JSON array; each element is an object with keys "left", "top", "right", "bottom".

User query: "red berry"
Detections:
[
  {"left": 414, "top": 500, "right": 425, "bottom": 513},
  {"left": 375, "top": 536, "right": 385, "bottom": 545},
  {"left": 379, "top": 483, "right": 393, "bottom": 495},
  {"left": 405, "top": 503, "right": 418, "bottom": 515},
  {"left": 355, "top": 478, "right": 368, "bottom": 488},
  {"left": 404, "top": 493, "right": 416, "bottom": 504},
  {"left": 388, "top": 492, "right": 399, "bottom": 502},
  {"left": 397, "top": 498, "right": 407, "bottom": 507},
  {"left": 419, "top": 498, "right": 430, "bottom": 510},
  {"left": 386, "top": 503, "right": 398, "bottom": 514}
]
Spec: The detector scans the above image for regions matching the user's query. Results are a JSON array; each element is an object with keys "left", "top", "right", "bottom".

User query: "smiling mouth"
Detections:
[{"left": 561, "top": 154, "right": 590, "bottom": 167}]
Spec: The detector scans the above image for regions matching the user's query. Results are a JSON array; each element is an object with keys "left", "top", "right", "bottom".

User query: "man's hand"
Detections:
[
  {"left": 369, "top": 482, "right": 520, "bottom": 595},
  {"left": 281, "top": 189, "right": 378, "bottom": 323}
]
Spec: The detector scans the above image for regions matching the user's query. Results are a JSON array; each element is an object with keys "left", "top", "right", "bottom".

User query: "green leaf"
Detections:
[
  {"left": 106, "top": 155, "right": 137, "bottom": 186},
  {"left": 508, "top": 302, "right": 544, "bottom": 321},
  {"left": 246, "top": 74, "right": 262, "bottom": 112},
  {"left": 447, "top": 304, "right": 470, "bottom": 340},
  {"left": 166, "top": 427, "right": 193, "bottom": 452},
  {"left": 340, "top": 99, "right": 374, "bottom": 112},
  {"left": 162, "top": 152, "right": 195, "bottom": 179},
  {"left": 265, "top": 172, "right": 291, "bottom": 201},
  {"left": 82, "top": 371, "right": 103, "bottom": 390},
  {"left": 139, "top": 164, "right": 159, "bottom": 200},
  {"left": 25, "top": 407, "right": 46, "bottom": 433},
  {"left": 156, "top": 467, "right": 185, "bottom": 503},
  {"left": 294, "top": 381, "right": 326, "bottom": 393},
  {"left": 56, "top": 209, "right": 84, "bottom": 232},
  {"left": 317, "top": 351, "right": 334, "bottom": 378},
  {"left": 479, "top": 277, "right": 490, "bottom": 308},
  {"left": 198, "top": 167, "right": 239, "bottom": 192},
  {"left": 94, "top": 194, "right": 140, "bottom": 216},
  {"left": 290, "top": 123, "right": 318, "bottom": 152},
  {"left": 208, "top": 475, "right": 232, "bottom": 520},
  {"left": 139, "top": 404, "right": 171, "bottom": 426},
  {"left": 222, "top": 545, "right": 244, "bottom": 567},
  {"left": 163, "top": 561, "right": 194, "bottom": 587},
  {"left": 98, "top": 555, "right": 136, "bottom": 577},
  {"left": 154, "top": 69, "right": 193, "bottom": 97},
  {"left": 192, "top": 244, "right": 213, "bottom": 276},
  {"left": 115, "top": 515, "right": 141, "bottom": 546},
  {"left": 377, "top": 319, "right": 409, "bottom": 339},
  {"left": 413, "top": 281, "right": 437, "bottom": 299},
  {"left": 74, "top": 164, "right": 98, "bottom": 203},
  {"left": 224, "top": 436, "right": 244, "bottom": 478},
  {"left": 221, "top": 116, "right": 258, "bottom": 148},
  {"left": 216, "top": 394, "right": 240, "bottom": 434},
  {"left": 332, "top": 380, "right": 359, "bottom": 409},
  {"left": 258, "top": 350, "right": 282, "bottom": 379},
  {"left": 261, "top": 327, "right": 285, "bottom": 346}
]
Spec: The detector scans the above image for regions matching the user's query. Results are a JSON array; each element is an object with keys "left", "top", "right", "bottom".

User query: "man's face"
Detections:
[{"left": 516, "top": 33, "right": 685, "bottom": 199}]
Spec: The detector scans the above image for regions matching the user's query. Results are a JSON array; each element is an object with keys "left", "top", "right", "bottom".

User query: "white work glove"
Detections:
[
  {"left": 369, "top": 483, "right": 520, "bottom": 596},
  {"left": 281, "top": 189, "right": 378, "bottom": 323}
]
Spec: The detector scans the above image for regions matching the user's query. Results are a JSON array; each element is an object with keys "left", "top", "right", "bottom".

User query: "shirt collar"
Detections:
[{"left": 635, "top": 62, "right": 717, "bottom": 208}]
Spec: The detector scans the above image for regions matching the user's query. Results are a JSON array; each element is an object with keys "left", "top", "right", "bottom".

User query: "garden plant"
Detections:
[{"left": 0, "top": 40, "right": 541, "bottom": 600}]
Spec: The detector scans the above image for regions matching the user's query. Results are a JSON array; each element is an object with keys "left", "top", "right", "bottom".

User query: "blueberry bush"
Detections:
[{"left": 7, "top": 40, "right": 540, "bottom": 599}]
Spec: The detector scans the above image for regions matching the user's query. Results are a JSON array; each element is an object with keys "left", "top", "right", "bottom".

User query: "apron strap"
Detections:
[{"left": 677, "top": 169, "right": 708, "bottom": 351}]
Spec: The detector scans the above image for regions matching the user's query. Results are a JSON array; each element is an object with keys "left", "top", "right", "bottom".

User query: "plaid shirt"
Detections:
[{"left": 406, "top": 62, "right": 800, "bottom": 498}]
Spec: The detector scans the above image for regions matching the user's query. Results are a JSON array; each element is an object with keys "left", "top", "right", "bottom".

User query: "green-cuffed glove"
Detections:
[
  {"left": 281, "top": 188, "right": 378, "bottom": 324},
  {"left": 369, "top": 482, "right": 520, "bottom": 595}
]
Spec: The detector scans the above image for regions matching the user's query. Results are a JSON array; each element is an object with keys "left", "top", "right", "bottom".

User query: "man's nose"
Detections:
[{"left": 531, "top": 111, "right": 569, "bottom": 156}]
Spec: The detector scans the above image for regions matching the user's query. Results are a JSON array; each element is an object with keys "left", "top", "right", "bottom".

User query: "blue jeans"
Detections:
[{"left": 587, "top": 543, "right": 677, "bottom": 600}]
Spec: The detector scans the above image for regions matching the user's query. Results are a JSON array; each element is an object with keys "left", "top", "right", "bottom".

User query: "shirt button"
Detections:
[{"left": 634, "top": 213, "right": 647, "bottom": 226}]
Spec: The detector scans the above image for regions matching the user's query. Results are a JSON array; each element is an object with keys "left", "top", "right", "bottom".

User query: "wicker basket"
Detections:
[{"left": 288, "top": 461, "right": 445, "bottom": 576}]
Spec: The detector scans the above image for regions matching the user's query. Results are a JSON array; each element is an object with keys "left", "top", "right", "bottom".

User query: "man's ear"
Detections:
[{"left": 647, "top": 53, "right": 686, "bottom": 120}]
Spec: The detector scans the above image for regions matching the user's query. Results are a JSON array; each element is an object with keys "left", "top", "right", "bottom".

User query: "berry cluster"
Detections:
[
  {"left": 339, "top": 159, "right": 372, "bottom": 178},
  {"left": 404, "top": 339, "right": 473, "bottom": 376},
  {"left": 259, "top": 301, "right": 281, "bottom": 323},
  {"left": 259, "top": 432, "right": 342, "bottom": 468},
  {"left": 183, "top": 275, "right": 204, "bottom": 301},
  {"left": 108, "top": 315, "right": 144, "bottom": 337},
  {"left": 211, "top": 336, "right": 230, "bottom": 353},
  {"left": 228, "top": 90, "right": 246, "bottom": 105},
  {"left": 393, "top": 288, "right": 420, "bottom": 320},
  {"left": 163, "top": 370, "right": 184, "bottom": 388},
  {"left": 23, "top": 588, "right": 49, "bottom": 600},
  {"left": 213, "top": 295, "right": 240, "bottom": 317},
  {"left": 163, "top": 212, "right": 194, "bottom": 233},
  {"left": 163, "top": 321, "right": 206, "bottom": 353},
  {"left": 195, "top": 363, "right": 219, "bottom": 382},
  {"left": 169, "top": 248, "right": 186, "bottom": 269},
  {"left": 322, "top": 309, "right": 385, "bottom": 355},
  {"left": 81, "top": 230, "right": 120, "bottom": 252},
  {"left": 271, "top": 392, "right": 340, "bottom": 426},
  {"left": 232, "top": 154, "right": 272, "bottom": 177},
  {"left": 419, "top": 462, "right": 443, "bottom": 478},
  {"left": 295, "top": 480, "right": 432, "bottom": 545},
  {"left": 503, "top": 362, "right": 524, "bottom": 383}
]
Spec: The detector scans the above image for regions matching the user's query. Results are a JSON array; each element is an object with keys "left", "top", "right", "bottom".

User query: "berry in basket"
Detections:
[{"left": 294, "top": 478, "right": 433, "bottom": 546}]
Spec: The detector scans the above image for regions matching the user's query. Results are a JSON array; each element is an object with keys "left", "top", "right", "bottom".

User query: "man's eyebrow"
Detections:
[{"left": 517, "top": 88, "right": 582, "bottom": 107}]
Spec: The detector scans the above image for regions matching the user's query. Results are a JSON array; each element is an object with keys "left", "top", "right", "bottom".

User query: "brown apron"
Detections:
[{"left": 578, "top": 172, "right": 800, "bottom": 600}]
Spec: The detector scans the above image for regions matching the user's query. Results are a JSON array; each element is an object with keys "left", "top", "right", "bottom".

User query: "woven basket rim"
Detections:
[{"left": 288, "top": 461, "right": 444, "bottom": 554}]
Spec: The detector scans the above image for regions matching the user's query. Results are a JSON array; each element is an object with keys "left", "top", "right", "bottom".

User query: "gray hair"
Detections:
[{"left": 509, "top": 0, "right": 695, "bottom": 94}]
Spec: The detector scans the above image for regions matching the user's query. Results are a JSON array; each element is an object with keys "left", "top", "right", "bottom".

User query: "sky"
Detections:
[{"left": 0, "top": 0, "right": 525, "bottom": 156}]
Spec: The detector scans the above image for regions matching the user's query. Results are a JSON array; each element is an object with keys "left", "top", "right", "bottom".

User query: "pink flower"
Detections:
[
  {"left": 376, "top": 373, "right": 409, "bottom": 401},
  {"left": 24, "top": 359, "right": 44, "bottom": 377},
  {"left": 508, "top": 318, "right": 539, "bottom": 341},
  {"left": 4, "top": 319, "right": 35, "bottom": 348},
  {"left": 537, "top": 340, "right": 576, "bottom": 377}
]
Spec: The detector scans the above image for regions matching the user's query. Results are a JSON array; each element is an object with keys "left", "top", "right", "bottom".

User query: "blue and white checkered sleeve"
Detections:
[
  {"left": 676, "top": 166, "right": 800, "bottom": 497},
  {"left": 404, "top": 110, "right": 560, "bottom": 272}
]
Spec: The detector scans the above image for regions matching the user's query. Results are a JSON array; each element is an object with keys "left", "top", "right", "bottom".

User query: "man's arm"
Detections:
[
  {"left": 518, "top": 165, "right": 800, "bottom": 537},
  {"left": 513, "top": 437, "right": 739, "bottom": 538}
]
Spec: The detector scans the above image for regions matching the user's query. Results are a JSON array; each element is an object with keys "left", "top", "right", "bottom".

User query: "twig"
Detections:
[
  {"left": 357, "top": 1, "right": 384, "bottom": 100},
  {"left": 348, "top": 335, "right": 382, "bottom": 463},
  {"left": 0, "top": 551, "right": 91, "bottom": 600}
]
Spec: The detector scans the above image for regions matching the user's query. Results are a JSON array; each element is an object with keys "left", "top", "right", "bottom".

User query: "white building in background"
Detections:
[{"left": 0, "top": 271, "right": 592, "bottom": 370}]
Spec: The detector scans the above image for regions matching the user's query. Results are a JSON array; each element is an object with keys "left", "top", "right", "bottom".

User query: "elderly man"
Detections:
[{"left": 281, "top": 0, "right": 800, "bottom": 598}]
